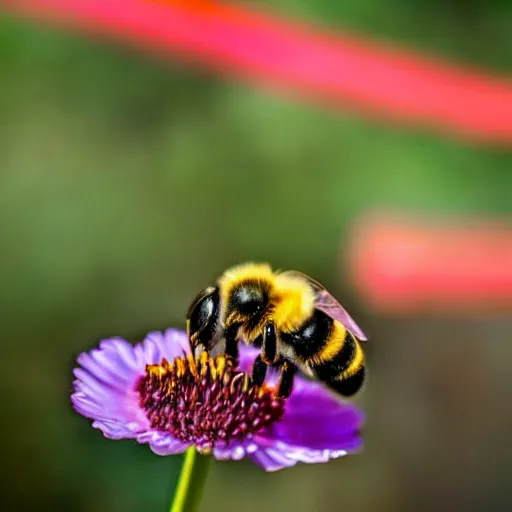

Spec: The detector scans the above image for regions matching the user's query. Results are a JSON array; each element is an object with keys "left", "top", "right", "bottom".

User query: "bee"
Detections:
[{"left": 186, "top": 263, "right": 368, "bottom": 399}]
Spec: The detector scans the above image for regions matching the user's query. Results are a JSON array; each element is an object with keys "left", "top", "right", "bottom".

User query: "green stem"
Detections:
[{"left": 169, "top": 448, "right": 211, "bottom": 512}]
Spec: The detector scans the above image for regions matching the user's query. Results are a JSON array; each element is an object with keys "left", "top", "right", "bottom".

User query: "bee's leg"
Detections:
[
  {"left": 224, "top": 324, "right": 240, "bottom": 365},
  {"left": 251, "top": 354, "right": 268, "bottom": 387},
  {"left": 277, "top": 361, "right": 297, "bottom": 398},
  {"left": 262, "top": 321, "right": 279, "bottom": 365}
]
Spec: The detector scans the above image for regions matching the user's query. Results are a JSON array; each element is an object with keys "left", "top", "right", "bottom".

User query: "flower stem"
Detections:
[{"left": 169, "top": 448, "right": 211, "bottom": 512}]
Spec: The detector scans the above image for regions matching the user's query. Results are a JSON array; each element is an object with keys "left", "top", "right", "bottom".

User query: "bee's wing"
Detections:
[{"left": 280, "top": 270, "right": 368, "bottom": 341}]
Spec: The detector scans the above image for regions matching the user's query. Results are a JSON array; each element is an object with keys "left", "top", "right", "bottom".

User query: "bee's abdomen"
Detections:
[
  {"left": 326, "top": 366, "right": 365, "bottom": 397},
  {"left": 310, "top": 323, "right": 365, "bottom": 397},
  {"left": 280, "top": 309, "right": 333, "bottom": 360},
  {"left": 312, "top": 326, "right": 355, "bottom": 378},
  {"left": 280, "top": 309, "right": 366, "bottom": 397}
]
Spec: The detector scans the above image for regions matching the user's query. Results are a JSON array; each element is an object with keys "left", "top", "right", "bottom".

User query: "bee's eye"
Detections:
[{"left": 231, "top": 286, "right": 267, "bottom": 315}]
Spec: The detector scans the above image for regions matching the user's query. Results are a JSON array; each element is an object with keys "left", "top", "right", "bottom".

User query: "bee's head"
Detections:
[{"left": 225, "top": 283, "right": 270, "bottom": 327}]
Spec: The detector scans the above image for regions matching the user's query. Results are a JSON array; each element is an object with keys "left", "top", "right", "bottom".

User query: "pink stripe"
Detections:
[
  {"left": 2, "top": 0, "right": 512, "bottom": 144},
  {"left": 347, "top": 214, "right": 512, "bottom": 314}
]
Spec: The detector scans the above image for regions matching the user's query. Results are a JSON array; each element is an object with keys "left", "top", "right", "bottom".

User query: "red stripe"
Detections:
[
  {"left": 347, "top": 214, "right": 512, "bottom": 314},
  {"left": 3, "top": 0, "right": 512, "bottom": 145}
]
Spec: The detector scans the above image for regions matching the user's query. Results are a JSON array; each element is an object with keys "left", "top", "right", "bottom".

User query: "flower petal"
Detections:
[
  {"left": 138, "top": 431, "right": 190, "bottom": 455},
  {"left": 72, "top": 330, "right": 192, "bottom": 449},
  {"left": 71, "top": 392, "right": 107, "bottom": 419},
  {"left": 72, "top": 337, "right": 154, "bottom": 435},
  {"left": 76, "top": 351, "right": 132, "bottom": 391},
  {"left": 91, "top": 418, "right": 146, "bottom": 440},
  {"left": 73, "top": 368, "right": 118, "bottom": 401},
  {"left": 237, "top": 344, "right": 261, "bottom": 371},
  {"left": 134, "top": 328, "right": 191, "bottom": 364},
  {"left": 212, "top": 441, "right": 257, "bottom": 462},
  {"left": 248, "top": 377, "right": 363, "bottom": 469},
  {"left": 270, "top": 383, "right": 364, "bottom": 451},
  {"left": 249, "top": 447, "right": 298, "bottom": 471},
  {"left": 98, "top": 337, "right": 142, "bottom": 372}
]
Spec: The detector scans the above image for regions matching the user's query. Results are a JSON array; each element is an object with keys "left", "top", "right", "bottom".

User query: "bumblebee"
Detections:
[{"left": 186, "top": 263, "right": 368, "bottom": 399}]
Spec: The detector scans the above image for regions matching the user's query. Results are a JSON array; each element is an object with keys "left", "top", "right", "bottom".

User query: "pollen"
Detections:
[{"left": 137, "top": 352, "right": 285, "bottom": 453}]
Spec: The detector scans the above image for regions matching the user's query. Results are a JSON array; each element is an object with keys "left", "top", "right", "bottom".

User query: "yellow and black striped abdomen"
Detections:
[
  {"left": 310, "top": 320, "right": 365, "bottom": 397},
  {"left": 280, "top": 310, "right": 365, "bottom": 397}
]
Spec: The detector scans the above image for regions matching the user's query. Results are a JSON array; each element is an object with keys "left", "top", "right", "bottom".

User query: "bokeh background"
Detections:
[{"left": 1, "top": 1, "right": 511, "bottom": 511}]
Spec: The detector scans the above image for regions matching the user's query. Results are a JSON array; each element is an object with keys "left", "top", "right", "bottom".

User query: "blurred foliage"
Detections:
[{"left": 0, "top": 2, "right": 511, "bottom": 511}]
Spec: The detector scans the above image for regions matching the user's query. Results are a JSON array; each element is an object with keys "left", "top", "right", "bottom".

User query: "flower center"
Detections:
[{"left": 137, "top": 351, "right": 285, "bottom": 453}]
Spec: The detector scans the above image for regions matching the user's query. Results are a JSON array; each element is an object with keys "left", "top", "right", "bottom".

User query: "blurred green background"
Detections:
[{"left": 1, "top": 1, "right": 511, "bottom": 511}]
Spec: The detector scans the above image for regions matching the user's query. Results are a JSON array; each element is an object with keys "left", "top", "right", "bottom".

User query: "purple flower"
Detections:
[{"left": 71, "top": 328, "right": 364, "bottom": 471}]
